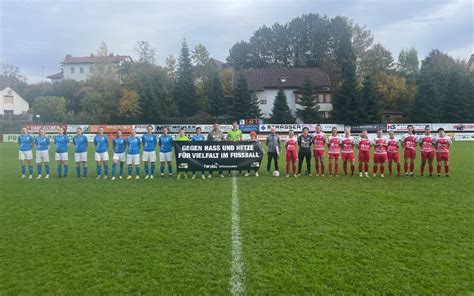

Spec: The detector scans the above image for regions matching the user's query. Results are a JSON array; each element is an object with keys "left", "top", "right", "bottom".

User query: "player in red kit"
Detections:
[
  {"left": 387, "top": 131, "right": 401, "bottom": 176},
  {"left": 418, "top": 125, "right": 435, "bottom": 176},
  {"left": 327, "top": 127, "right": 341, "bottom": 177},
  {"left": 285, "top": 130, "right": 298, "bottom": 177},
  {"left": 341, "top": 128, "right": 355, "bottom": 176},
  {"left": 357, "top": 129, "right": 371, "bottom": 178},
  {"left": 312, "top": 124, "right": 326, "bottom": 176},
  {"left": 371, "top": 129, "right": 388, "bottom": 178},
  {"left": 402, "top": 125, "right": 417, "bottom": 176},
  {"left": 434, "top": 128, "right": 452, "bottom": 177}
]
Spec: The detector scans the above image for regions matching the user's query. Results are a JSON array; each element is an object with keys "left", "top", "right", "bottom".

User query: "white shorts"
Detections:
[
  {"left": 113, "top": 152, "right": 126, "bottom": 162},
  {"left": 75, "top": 152, "right": 88, "bottom": 162},
  {"left": 36, "top": 150, "right": 49, "bottom": 163},
  {"left": 127, "top": 154, "right": 140, "bottom": 165},
  {"left": 142, "top": 151, "right": 156, "bottom": 162},
  {"left": 95, "top": 152, "right": 109, "bottom": 161},
  {"left": 159, "top": 152, "right": 172, "bottom": 162},
  {"left": 55, "top": 152, "right": 68, "bottom": 161},
  {"left": 19, "top": 150, "right": 33, "bottom": 161}
]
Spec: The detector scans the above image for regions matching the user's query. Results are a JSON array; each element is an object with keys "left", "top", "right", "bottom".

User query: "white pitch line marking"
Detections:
[{"left": 230, "top": 175, "right": 245, "bottom": 296}]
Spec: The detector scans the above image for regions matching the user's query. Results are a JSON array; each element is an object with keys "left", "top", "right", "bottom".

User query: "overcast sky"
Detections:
[{"left": 0, "top": 0, "right": 472, "bottom": 82}]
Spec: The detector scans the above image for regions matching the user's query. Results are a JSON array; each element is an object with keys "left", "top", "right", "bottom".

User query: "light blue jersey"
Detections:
[
  {"left": 191, "top": 135, "right": 206, "bottom": 141},
  {"left": 35, "top": 136, "right": 50, "bottom": 151},
  {"left": 73, "top": 135, "right": 88, "bottom": 153},
  {"left": 18, "top": 134, "right": 34, "bottom": 151},
  {"left": 127, "top": 136, "right": 141, "bottom": 155},
  {"left": 159, "top": 135, "right": 173, "bottom": 153},
  {"left": 142, "top": 133, "right": 158, "bottom": 152},
  {"left": 113, "top": 137, "right": 126, "bottom": 154},
  {"left": 94, "top": 135, "right": 108, "bottom": 153},
  {"left": 54, "top": 134, "right": 69, "bottom": 153}
]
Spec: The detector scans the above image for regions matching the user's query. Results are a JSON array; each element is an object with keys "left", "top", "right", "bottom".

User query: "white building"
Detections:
[
  {"left": 237, "top": 68, "right": 333, "bottom": 119},
  {"left": 47, "top": 53, "right": 133, "bottom": 82},
  {"left": 0, "top": 87, "right": 29, "bottom": 116}
]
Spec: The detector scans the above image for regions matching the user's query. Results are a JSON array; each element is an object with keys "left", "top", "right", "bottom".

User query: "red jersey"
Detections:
[
  {"left": 312, "top": 132, "right": 326, "bottom": 151},
  {"left": 285, "top": 137, "right": 298, "bottom": 151},
  {"left": 327, "top": 135, "right": 341, "bottom": 154},
  {"left": 358, "top": 138, "right": 371, "bottom": 152},
  {"left": 434, "top": 136, "right": 452, "bottom": 153},
  {"left": 419, "top": 134, "right": 435, "bottom": 152},
  {"left": 372, "top": 137, "right": 388, "bottom": 155},
  {"left": 403, "top": 133, "right": 417, "bottom": 151},
  {"left": 387, "top": 138, "right": 399, "bottom": 154},
  {"left": 341, "top": 136, "right": 355, "bottom": 154}
]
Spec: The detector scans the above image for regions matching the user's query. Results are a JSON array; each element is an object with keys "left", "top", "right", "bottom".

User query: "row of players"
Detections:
[
  {"left": 17, "top": 123, "right": 451, "bottom": 179},
  {"left": 277, "top": 124, "right": 452, "bottom": 178}
]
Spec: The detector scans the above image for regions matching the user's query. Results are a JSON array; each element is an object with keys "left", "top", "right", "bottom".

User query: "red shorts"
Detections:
[
  {"left": 374, "top": 154, "right": 387, "bottom": 163},
  {"left": 358, "top": 151, "right": 370, "bottom": 162},
  {"left": 286, "top": 150, "right": 297, "bottom": 162},
  {"left": 329, "top": 152, "right": 340, "bottom": 160},
  {"left": 313, "top": 150, "right": 325, "bottom": 158},
  {"left": 404, "top": 149, "right": 416, "bottom": 159},
  {"left": 387, "top": 152, "right": 400, "bottom": 163},
  {"left": 342, "top": 152, "right": 354, "bottom": 162},
  {"left": 436, "top": 152, "right": 449, "bottom": 161},
  {"left": 421, "top": 151, "right": 435, "bottom": 161}
]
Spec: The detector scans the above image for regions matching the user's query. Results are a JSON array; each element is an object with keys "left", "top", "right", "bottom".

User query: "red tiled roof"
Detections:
[
  {"left": 46, "top": 71, "right": 63, "bottom": 79},
  {"left": 62, "top": 55, "right": 132, "bottom": 64},
  {"left": 238, "top": 68, "right": 331, "bottom": 91}
]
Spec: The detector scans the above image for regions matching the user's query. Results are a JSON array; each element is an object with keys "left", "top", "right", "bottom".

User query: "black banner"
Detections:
[{"left": 174, "top": 141, "right": 263, "bottom": 171}]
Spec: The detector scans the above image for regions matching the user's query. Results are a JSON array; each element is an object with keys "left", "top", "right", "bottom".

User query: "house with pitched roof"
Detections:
[
  {"left": 237, "top": 68, "right": 333, "bottom": 119},
  {"left": 47, "top": 53, "right": 132, "bottom": 82},
  {"left": 0, "top": 87, "right": 29, "bottom": 116}
]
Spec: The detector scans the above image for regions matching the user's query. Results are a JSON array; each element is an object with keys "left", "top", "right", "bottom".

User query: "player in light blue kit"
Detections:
[
  {"left": 54, "top": 127, "right": 69, "bottom": 177},
  {"left": 111, "top": 129, "right": 126, "bottom": 180},
  {"left": 142, "top": 125, "right": 158, "bottom": 179},
  {"left": 159, "top": 127, "right": 173, "bottom": 177},
  {"left": 18, "top": 127, "right": 34, "bottom": 179},
  {"left": 127, "top": 128, "right": 141, "bottom": 179},
  {"left": 94, "top": 127, "right": 109, "bottom": 179},
  {"left": 34, "top": 128, "right": 50, "bottom": 179},
  {"left": 191, "top": 127, "right": 206, "bottom": 179},
  {"left": 73, "top": 127, "right": 88, "bottom": 177}
]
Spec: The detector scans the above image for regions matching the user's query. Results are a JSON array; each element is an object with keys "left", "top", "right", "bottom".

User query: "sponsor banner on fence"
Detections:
[
  {"left": 67, "top": 124, "right": 90, "bottom": 133},
  {"left": 259, "top": 124, "right": 303, "bottom": 132},
  {"left": 23, "top": 124, "right": 66, "bottom": 133},
  {"left": 155, "top": 124, "right": 232, "bottom": 133},
  {"left": 348, "top": 124, "right": 387, "bottom": 133},
  {"left": 133, "top": 124, "right": 154, "bottom": 133},
  {"left": 302, "top": 124, "right": 345, "bottom": 132},
  {"left": 455, "top": 132, "right": 474, "bottom": 141},
  {"left": 386, "top": 123, "right": 431, "bottom": 132},
  {"left": 239, "top": 124, "right": 260, "bottom": 132},
  {"left": 89, "top": 125, "right": 133, "bottom": 133},
  {"left": 3, "top": 133, "right": 96, "bottom": 143},
  {"left": 431, "top": 123, "right": 474, "bottom": 132},
  {"left": 174, "top": 141, "right": 263, "bottom": 171}
]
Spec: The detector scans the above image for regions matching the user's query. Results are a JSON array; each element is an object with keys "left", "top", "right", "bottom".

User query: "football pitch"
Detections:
[{"left": 0, "top": 142, "right": 473, "bottom": 294}]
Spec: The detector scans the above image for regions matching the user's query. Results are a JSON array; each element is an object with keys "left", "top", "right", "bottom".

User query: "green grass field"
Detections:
[{"left": 0, "top": 142, "right": 473, "bottom": 294}]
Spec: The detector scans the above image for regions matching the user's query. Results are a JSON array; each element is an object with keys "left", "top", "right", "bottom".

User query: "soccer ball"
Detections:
[{"left": 273, "top": 170, "right": 280, "bottom": 177}]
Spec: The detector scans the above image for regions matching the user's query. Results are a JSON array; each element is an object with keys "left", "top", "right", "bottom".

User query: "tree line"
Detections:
[{"left": 1, "top": 13, "right": 472, "bottom": 124}]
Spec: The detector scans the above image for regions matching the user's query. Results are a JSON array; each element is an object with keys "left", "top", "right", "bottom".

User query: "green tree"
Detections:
[
  {"left": 192, "top": 44, "right": 213, "bottom": 112},
  {"left": 208, "top": 71, "right": 226, "bottom": 119},
  {"left": 397, "top": 47, "right": 420, "bottom": 84},
  {"left": 296, "top": 78, "right": 320, "bottom": 122},
  {"left": 135, "top": 41, "right": 156, "bottom": 64},
  {"left": 226, "top": 41, "right": 253, "bottom": 70},
  {"left": 249, "top": 93, "right": 262, "bottom": 119},
  {"left": 32, "top": 96, "right": 67, "bottom": 122},
  {"left": 174, "top": 39, "right": 197, "bottom": 116},
  {"left": 358, "top": 43, "right": 394, "bottom": 78},
  {"left": 270, "top": 88, "right": 295, "bottom": 123},
  {"left": 118, "top": 89, "right": 141, "bottom": 121},
  {"left": 361, "top": 74, "right": 381, "bottom": 123},
  {"left": 232, "top": 73, "right": 253, "bottom": 120},
  {"left": 79, "top": 92, "right": 106, "bottom": 123}
]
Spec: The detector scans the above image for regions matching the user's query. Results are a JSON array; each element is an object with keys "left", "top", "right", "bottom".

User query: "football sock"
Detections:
[
  {"left": 103, "top": 165, "right": 108, "bottom": 176},
  {"left": 119, "top": 162, "right": 124, "bottom": 176},
  {"left": 21, "top": 165, "right": 26, "bottom": 175},
  {"left": 63, "top": 165, "right": 68, "bottom": 176},
  {"left": 144, "top": 164, "right": 149, "bottom": 175},
  {"left": 83, "top": 167, "right": 87, "bottom": 177},
  {"left": 151, "top": 163, "right": 155, "bottom": 175},
  {"left": 37, "top": 164, "right": 42, "bottom": 175},
  {"left": 57, "top": 165, "right": 62, "bottom": 177},
  {"left": 112, "top": 163, "right": 117, "bottom": 177},
  {"left": 128, "top": 165, "right": 132, "bottom": 176},
  {"left": 76, "top": 165, "right": 81, "bottom": 177},
  {"left": 28, "top": 165, "right": 33, "bottom": 175},
  {"left": 45, "top": 164, "right": 50, "bottom": 174}
]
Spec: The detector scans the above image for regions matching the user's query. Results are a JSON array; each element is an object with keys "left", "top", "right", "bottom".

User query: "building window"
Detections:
[
  {"left": 4, "top": 95, "right": 13, "bottom": 104},
  {"left": 325, "top": 94, "right": 331, "bottom": 103},
  {"left": 260, "top": 99, "right": 267, "bottom": 105},
  {"left": 80, "top": 67, "right": 84, "bottom": 73},
  {"left": 89, "top": 67, "right": 94, "bottom": 73},
  {"left": 318, "top": 94, "right": 324, "bottom": 103},
  {"left": 4, "top": 110, "right": 13, "bottom": 116},
  {"left": 70, "top": 67, "right": 75, "bottom": 74}
]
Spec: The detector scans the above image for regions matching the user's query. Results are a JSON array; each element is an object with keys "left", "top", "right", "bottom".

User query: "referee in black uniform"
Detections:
[{"left": 298, "top": 127, "right": 313, "bottom": 176}]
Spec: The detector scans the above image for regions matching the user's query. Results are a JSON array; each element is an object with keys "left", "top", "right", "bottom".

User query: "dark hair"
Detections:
[
  {"left": 232, "top": 121, "right": 238, "bottom": 124},
  {"left": 196, "top": 127, "right": 201, "bottom": 131},
  {"left": 179, "top": 127, "right": 185, "bottom": 131},
  {"left": 303, "top": 127, "right": 309, "bottom": 131},
  {"left": 76, "top": 127, "right": 82, "bottom": 131},
  {"left": 425, "top": 125, "right": 430, "bottom": 129},
  {"left": 289, "top": 129, "right": 294, "bottom": 132},
  {"left": 316, "top": 124, "right": 321, "bottom": 127},
  {"left": 438, "top": 128, "right": 445, "bottom": 132},
  {"left": 377, "top": 128, "right": 383, "bottom": 132},
  {"left": 147, "top": 125, "right": 153, "bottom": 129},
  {"left": 362, "top": 129, "right": 368, "bottom": 132},
  {"left": 407, "top": 124, "right": 414, "bottom": 129}
]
